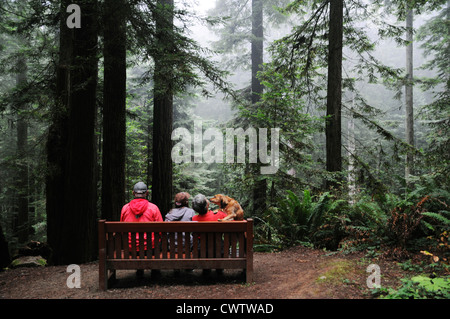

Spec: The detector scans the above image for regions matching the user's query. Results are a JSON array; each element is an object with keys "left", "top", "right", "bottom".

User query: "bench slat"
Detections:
[
  {"left": 207, "top": 233, "right": 214, "bottom": 257},
  {"left": 223, "top": 233, "right": 230, "bottom": 258},
  {"left": 115, "top": 233, "right": 122, "bottom": 258},
  {"left": 122, "top": 232, "right": 129, "bottom": 259},
  {"left": 162, "top": 232, "right": 168, "bottom": 259},
  {"left": 169, "top": 232, "right": 175, "bottom": 259},
  {"left": 184, "top": 232, "right": 191, "bottom": 259},
  {"left": 177, "top": 232, "right": 183, "bottom": 257},
  {"left": 231, "top": 232, "right": 237, "bottom": 257},
  {"left": 154, "top": 232, "right": 161, "bottom": 259},
  {"left": 200, "top": 233, "right": 207, "bottom": 258},
  {"left": 107, "top": 233, "right": 114, "bottom": 258},
  {"left": 130, "top": 233, "right": 137, "bottom": 259},
  {"left": 238, "top": 232, "right": 245, "bottom": 258},
  {"left": 215, "top": 232, "right": 222, "bottom": 258},
  {"left": 192, "top": 232, "right": 198, "bottom": 258}
]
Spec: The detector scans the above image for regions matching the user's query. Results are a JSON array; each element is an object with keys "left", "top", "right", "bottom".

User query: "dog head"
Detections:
[{"left": 209, "top": 194, "right": 231, "bottom": 208}]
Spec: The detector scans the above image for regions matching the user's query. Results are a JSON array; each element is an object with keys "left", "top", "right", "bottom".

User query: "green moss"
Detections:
[
  {"left": 10, "top": 259, "right": 20, "bottom": 268},
  {"left": 37, "top": 258, "right": 47, "bottom": 266},
  {"left": 316, "top": 259, "right": 356, "bottom": 285}
]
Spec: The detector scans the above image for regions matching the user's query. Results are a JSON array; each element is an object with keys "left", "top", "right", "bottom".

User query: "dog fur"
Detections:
[{"left": 209, "top": 194, "right": 244, "bottom": 221}]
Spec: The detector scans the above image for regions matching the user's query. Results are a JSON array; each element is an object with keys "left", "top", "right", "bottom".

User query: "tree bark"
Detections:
[
  {"left": 405, "top": 8, "right": 414, "bottom": 183},
  {"left": 102, "top": 0, "right": 127, "bottom": 221},
  {"left": 325, "top": 0, "right": 343, "bottom": 189},
  {"left": 46, "top": 0, "right": 72, "bottom": 263},
  {"left": 0, "top": 222, "right": 10, "bottom": 268},
  {"left": 152, "top": 0, "right": 174, "bottom": 217},
  {"left": 62, "top": 0, "right": 99, "bottom": 264},
  {"left": 47, "top": 0, "right": 99, "bottom": 265},
  {"left": 251, "top": 0, "right": 264, "bottom": 106},
  {"left": 347, "top": 95, "right": 356, "bottom": 204},
  {"left": 251, "top": 0, "right": 267, "bottom": 216},
  {"left": 16, "top": 54, "right": 29, "bottom": 244}
]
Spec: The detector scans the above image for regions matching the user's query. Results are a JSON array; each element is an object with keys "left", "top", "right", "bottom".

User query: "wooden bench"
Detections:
[{"left": 98, "top": 219, "right": 254, "bottom": 290}]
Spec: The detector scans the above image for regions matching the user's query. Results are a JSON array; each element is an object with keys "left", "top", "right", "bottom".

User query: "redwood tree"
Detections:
[
  {"left": 16, "top": 53, "right": 29, "bottom": 244},
  {"left": 325, "top": 0, "right": 344, "bottom": 188},
  {"left": 251, "top": 0, "right": 267, "bottom": 216},
  {"left": 152, "top": 0, "right": 175, "bottom": 217},
  {"left": 47, "top": 0, "right": 99, "bottom": 265},
  {"left": 102, "top": 0, "right": 127, "bottom": 221}
]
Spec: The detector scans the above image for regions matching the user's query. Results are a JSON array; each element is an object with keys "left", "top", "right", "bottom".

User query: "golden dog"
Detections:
[{"left": 209, "top": 194, "right": 244, "bottom": 221}]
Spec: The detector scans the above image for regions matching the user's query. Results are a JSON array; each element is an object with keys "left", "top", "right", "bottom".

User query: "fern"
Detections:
[
  {"left": 422, "top": 211, "right": 450, "bottom": 227},
  {"left": 422, "top": 220, "right": 435, "bottom": 231},
  {"left": 307, "top": 192, "right": 331, "bottom": 229}
]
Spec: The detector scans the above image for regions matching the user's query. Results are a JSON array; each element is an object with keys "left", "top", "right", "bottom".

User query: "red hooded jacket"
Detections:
[{"left": 120, "top": 198, "right": 163, "bottom": 250}]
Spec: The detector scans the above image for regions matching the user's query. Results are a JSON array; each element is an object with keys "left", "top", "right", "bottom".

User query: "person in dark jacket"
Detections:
[
  {"left": 165, "top": 192, "right": 195, "bottom": 255},
  {"left": 165, "top": 192, "right": 195, "bottom": 222}
]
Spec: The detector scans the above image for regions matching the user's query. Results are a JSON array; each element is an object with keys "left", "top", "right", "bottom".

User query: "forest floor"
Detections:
[{"left": 0, "top": 245, "right": 414, "bottom": 299}]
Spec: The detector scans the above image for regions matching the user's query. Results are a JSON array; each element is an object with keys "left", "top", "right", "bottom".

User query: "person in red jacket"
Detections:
[
  {"left": 192, "top": 194, "right": 227, "bottom": 221},
  {"left": 120, "top": 182, "right": 163, "bottom": 250},
  {"left": 191, "top": 194, "right": 226, "bottom": 275}
]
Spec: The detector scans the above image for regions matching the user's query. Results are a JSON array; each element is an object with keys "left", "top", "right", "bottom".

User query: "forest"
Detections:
[{"left": 0, "top": 0, "right": 449, "bottom": 299}]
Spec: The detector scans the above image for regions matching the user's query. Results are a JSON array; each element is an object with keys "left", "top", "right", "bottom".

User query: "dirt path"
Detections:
[{"left": 0, "top": 246, "right": 403, "bottom": 299}]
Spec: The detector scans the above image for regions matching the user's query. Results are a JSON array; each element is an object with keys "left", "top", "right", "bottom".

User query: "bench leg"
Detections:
[
  {"left": 99, "top": 266, "right": 107, "bottom": 291},
  {"left": 108, "top": 270, "right": 117, "bottom": 287},
  {"left": 245, "top": 268, "right": 253, "bottom": 284}
]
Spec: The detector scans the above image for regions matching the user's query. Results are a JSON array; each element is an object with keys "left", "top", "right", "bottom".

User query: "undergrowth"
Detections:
[
  {"left": 254, "top": 185, "right": 449, "bottom": 259},
  {"left": 373, "top": 275, "right": 450, "bottom": 299}
]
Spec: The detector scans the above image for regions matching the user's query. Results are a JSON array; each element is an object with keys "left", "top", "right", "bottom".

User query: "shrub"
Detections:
[
  {"left": 260, "top": 190, "right": 313, "bottom": 247},
  {"left": 378, "top": 275, "right": 450, "bottom": 299}
]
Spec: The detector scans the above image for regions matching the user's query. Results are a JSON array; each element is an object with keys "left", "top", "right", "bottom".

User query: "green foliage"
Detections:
[
  {"left": 378, "top": 275, "right": 450, "bottom": 299},
  {"left": 265, "top": 190, "right": 313, "bottom": 246},
  {"left": 258, "top": 180, "right": 450, "bottom": 255}
]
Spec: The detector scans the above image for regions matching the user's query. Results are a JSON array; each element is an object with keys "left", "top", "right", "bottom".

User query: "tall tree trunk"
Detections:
[
  {"left": 325, "top": 0, "right": 343, "bottom": 189},
  {"left": 102, "top": 0, "right": 127, "bottom": 221},
  {"left": 46, "top": 0, "right": 72, "bottom": 263},
  {"left": 251, "top": 0, "right": 264, "bottom": 106},
  {"left": 347, "top": 94, "right": 356, "bottom": 204},
  {"left": 405, "top": 8, "right": 414, "bottom": 184},
  {"left": 47, "top": 0, "right": 99, "bottom": 265},
  {"left": 62, "top": 0, "right": 99, "bottom": 264},
  {"left": 251, "top": 0, "right": 266, "bottom": 216},
  {"left": 146, "top": 101, "right": 153, "bottom": 190},
  {"left": 0, "top": 222, "right": 10, "bottom": 268},
  {"left": 16, "top": 54, "right": 29, "bottom": 244},
  {"left": 152, "top": 0, "right": 174, "bottom": 217}
]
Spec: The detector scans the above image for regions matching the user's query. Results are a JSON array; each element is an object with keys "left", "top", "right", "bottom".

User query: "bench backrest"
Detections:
[{"left": 98, "top": 219, "right": 253, "bottom": 260}]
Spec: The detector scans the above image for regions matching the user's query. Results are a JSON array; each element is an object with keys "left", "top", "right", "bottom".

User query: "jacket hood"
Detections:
[
  {"left": 129, "top": 198, "right": 149, "bottom": 217},
  {"left": 166, "top": 207, "right": 195, "bottom": 221},
  {"left": 169, "top": 207, "right": 188, "bottom": 220}
]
